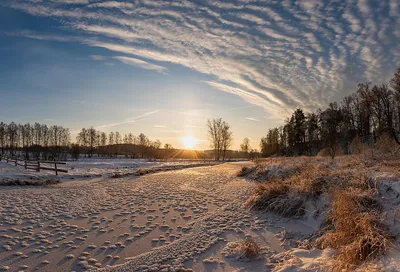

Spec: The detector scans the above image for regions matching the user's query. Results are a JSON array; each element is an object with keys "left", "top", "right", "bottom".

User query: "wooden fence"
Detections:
[{"left": 0, "top": 155, "right": 68, "bottom": 175}]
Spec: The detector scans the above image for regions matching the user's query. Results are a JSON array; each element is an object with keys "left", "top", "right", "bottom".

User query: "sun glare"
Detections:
[{"left": 181, "top": 135, "right": 197, "bottom": 149}]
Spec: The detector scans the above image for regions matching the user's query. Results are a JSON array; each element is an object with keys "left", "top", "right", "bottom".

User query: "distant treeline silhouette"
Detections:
[
  {"left": 0, "top": 123, "right": 190, "bottom": 160},
  {"left": 0, "top": 122, "right": 70, "bottom": 160},
  {"left": 260, "top": 66, "right": 400, "bottom": 158},
  {"left": 0, "top": 123, "right": 248, "bottom": 161}
]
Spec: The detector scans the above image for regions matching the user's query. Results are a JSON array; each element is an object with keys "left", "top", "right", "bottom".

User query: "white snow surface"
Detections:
[
  {"left": 0, "top": 162, "right": 330, "bottom": 272},
  {"left": 0, "top": 158, "right": 219, "bottom": 181}
]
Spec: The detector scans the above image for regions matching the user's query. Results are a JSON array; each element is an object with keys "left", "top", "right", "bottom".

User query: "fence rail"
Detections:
[{"left": 0, "top": 155, "right": 68, "bottom": 175}]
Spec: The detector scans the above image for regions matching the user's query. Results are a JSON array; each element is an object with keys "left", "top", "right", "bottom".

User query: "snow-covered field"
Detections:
[
  {"left": 0, "top": 161, "right": 331, "bottom": 272},
  {"left": 2, "top": 156, "right": 399, "bottom": 272},
  {"left": 0, "top": 158, "right": 219, "bottom": 181}
]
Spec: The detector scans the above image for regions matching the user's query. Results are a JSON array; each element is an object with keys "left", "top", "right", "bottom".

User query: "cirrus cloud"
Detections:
[{"left": 4, "top": 0, "right": 400, "bottom": 119}]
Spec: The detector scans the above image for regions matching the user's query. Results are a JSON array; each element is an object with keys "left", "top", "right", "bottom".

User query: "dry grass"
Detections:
[
  {"left": 0, "top": 178, "right": 60, "bottom": 186},
  {"left": 136, "top": 168, "right": 148, "bottom": 175},
  {"left": 245, "top": 182, "right": 305, "bottom": 217},
  {"left": 111, "top": 168, "right": 158, "bottom": 178},
  {"left": 236, "top": 166, "right": 252, "bottom": 177},
  {"left": 316, "top": 189, "right": 392, "bottom": 270},
  {"left": 245, "top": 162, "right": 334, "bottom": 218},
  {"left": 243, "top": 153, "right": 400, "bottom": 269},
  {"left": 243, "top": 157, "right": 312, "bottom": 181},
  {"left": 236, "top": 237, "right": 262, "bottom": 259},
  {"left": 111, "top": 173, "right": 123, "bottom": 178}
]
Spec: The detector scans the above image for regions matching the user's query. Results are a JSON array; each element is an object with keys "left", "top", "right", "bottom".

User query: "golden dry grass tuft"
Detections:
[
  {"left": 236, "top": 166, "right": 251, "bottom": 177},
  {"left": 236, "top": 237, "right": 262, "bottom": 259},
  {"left": 316, "top": 189, "right": 392, "bottom": 270},
  {"left": 136, "top": 168, "right": 148, "bottom": 175},
  {"left": 245, "top": 182, "right": 305, "bottom": 217},
  {"left": 245, "top": 154, "right": 399, "bottom": 269},
  {"left": 375, "top": 132, "right": 400, "bottom": 156}
]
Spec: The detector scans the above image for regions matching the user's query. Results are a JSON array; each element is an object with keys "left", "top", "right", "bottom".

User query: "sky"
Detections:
[{"left": 0, "top": 0, "right": 399, "bottom": 150}]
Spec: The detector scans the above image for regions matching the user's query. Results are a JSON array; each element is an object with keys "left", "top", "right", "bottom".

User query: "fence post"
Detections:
[
  {"left": 37, "top": 161, "right": 40, "bottom": 172},
  {"left": 15, "top": 158, "right": 17, "bottom": 166},
  {"left": 24, "top": 160, "right": 27, "bottom": 169},
  {"left": 55, "top": 162, "right": 58, "bottom": 176}
]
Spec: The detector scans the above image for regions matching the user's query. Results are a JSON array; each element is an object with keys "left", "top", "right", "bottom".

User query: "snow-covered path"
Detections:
[{"left": 0, "top": 162, "right": 301, "bottom": 272}]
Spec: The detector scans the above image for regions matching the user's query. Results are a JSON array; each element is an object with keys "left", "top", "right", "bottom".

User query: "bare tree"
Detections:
[
  {"left": 8, "top": 122, "right": 18, "bottom": 155},
  {"left": 77, "top": 128, "right": 88, "bottom": 157},
  {"left": 221, "top": 122, "right": 233, "bottom": 161},
  {"left": 240, "top": 137, "right": 251, "bottom": 158},
  {"left": 207, "top": 118, "right": 223, "bottom": 160},
  {"left": 88, "top": 127, "right": 97, "bottom": 157},
  {"left": 128, "top": 133, "right": 134, "bottom": 144},
  {"left": 115, "top": 131, "right": 121, "bottom": 145},
  {"left": 108, "top": 132, "right": 115, "bottom": 145},
  {"left": 100, "top": 132, "right": 107, "bottom": 146},
  {"left": 164, "top": 143, "right": 173, "bottom": 149},
  {"left": 137, "top": 133, "right": 149, "bottom": 158},
  {"left": 207, "top": 118, "right": 233, "bottom": 161},
  {"left": 0, "top": 122, "right": 5, "bottom": 155}
]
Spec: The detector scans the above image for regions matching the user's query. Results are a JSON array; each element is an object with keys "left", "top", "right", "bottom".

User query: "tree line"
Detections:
[
  {"left": 0, "top": 118, "right": 250, "bottom": 161},
  {"left": 260, "top": 67, "right": 400, "bottom": 158},
  {"left": 75, "top": 128, "right": 169, "bottom": 159},
  {"left": 0, "top": 122, "right": 70, "bottom": 160},
  {"left": 0, "top": 122, "right": 174, "bottom": 160}
]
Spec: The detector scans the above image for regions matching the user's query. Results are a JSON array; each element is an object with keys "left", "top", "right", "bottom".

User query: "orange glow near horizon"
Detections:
[{"left": 181, "top": 135, "right": 197, "bottom": 149}]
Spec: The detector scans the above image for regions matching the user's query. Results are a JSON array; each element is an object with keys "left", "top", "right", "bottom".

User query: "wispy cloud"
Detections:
[
  {"left": 245, "top": 117, "right": 260, "bottom": 122},
  {"left": 113, "top": 56, "right": 167, "bottom": 73},
  {"left": 6, "top": 0, "right": 400, "bottom": 118},
  {"left": 96, "top": 110, "right": 159, "bottom": 129},
  {"left": 153, "top": 125, "right": 166, "bottom": 128},
  {"left": 90, "top": 55, "right": 106, "bottom": 61}
]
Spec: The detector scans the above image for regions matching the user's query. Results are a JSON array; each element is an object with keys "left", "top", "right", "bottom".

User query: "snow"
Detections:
[
  {"left": 0, "top": 161, "right": 326, "bottom": 272},
  {"left": 3, "top": 158, "right": 399, "bottom": 271},
  {"left": 0, "top": 158, "right": 218, "bottom": 181},
  {"left": 273, "top": 248, "right": 335, "bottom": 271}
]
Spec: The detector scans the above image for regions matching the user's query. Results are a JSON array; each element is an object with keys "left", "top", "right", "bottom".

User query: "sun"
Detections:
[{"left": 181, "top": 135, "right": 197, "bottom": 149}]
